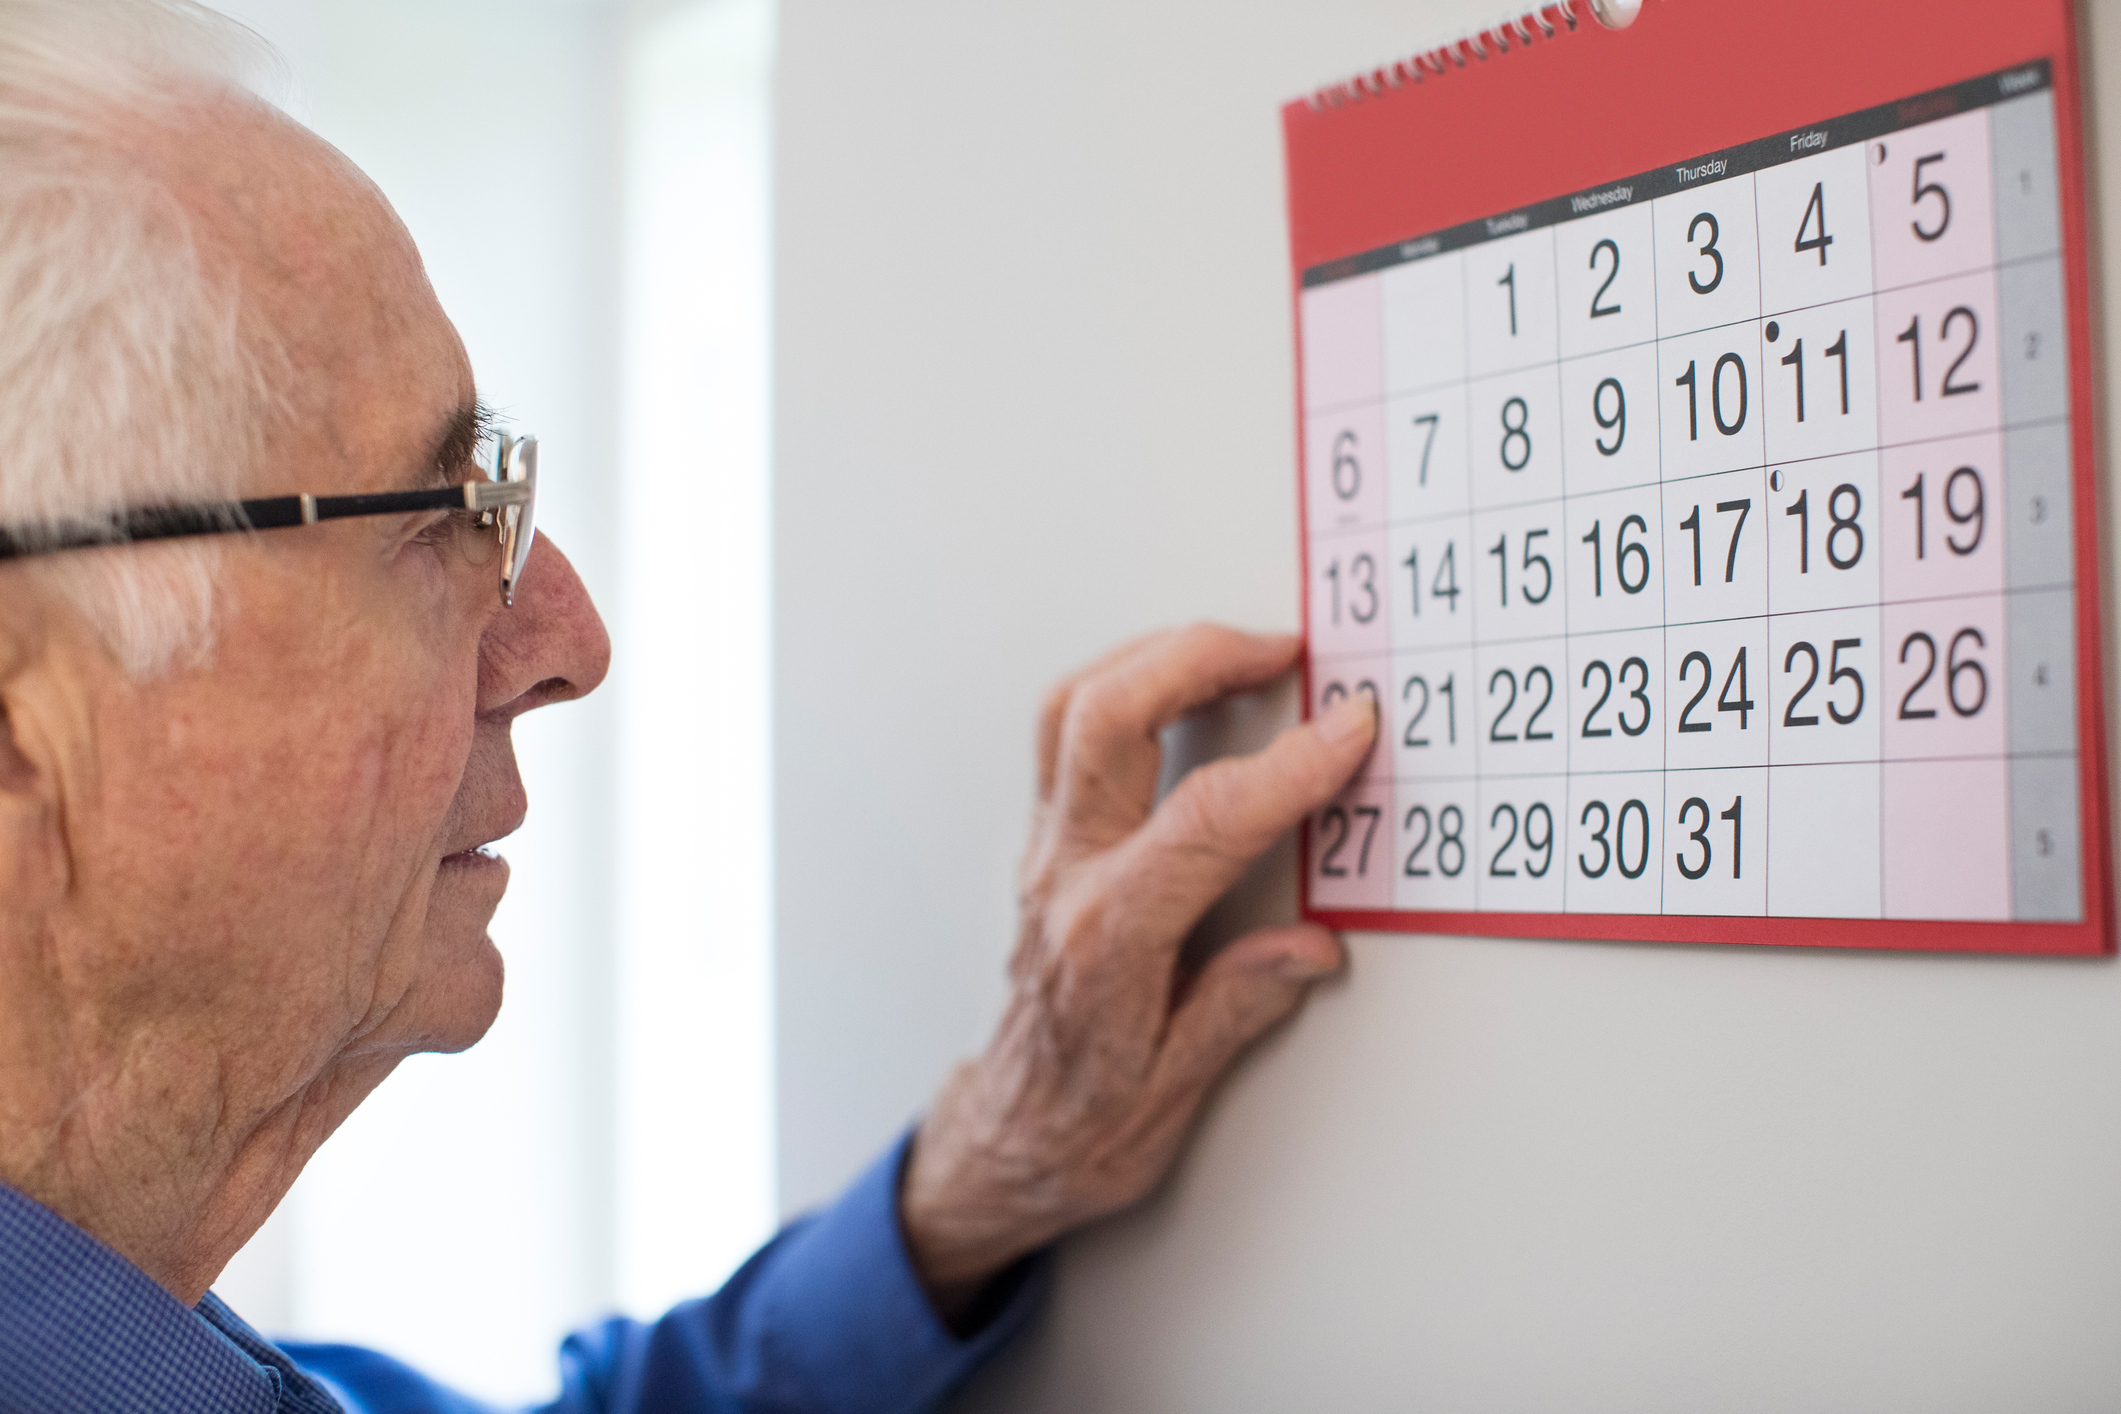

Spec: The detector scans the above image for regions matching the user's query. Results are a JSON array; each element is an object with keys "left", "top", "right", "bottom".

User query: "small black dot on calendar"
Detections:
[
  {"left": 1764, "top": 321, "right": 1779, "bottom": 342},
  {"left": 1769, "top": 469, "right": 1783, "bottom": 492}
]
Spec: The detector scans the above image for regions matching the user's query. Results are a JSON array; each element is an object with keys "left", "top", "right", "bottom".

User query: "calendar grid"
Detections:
[{"left": 1300, "top": 62, "right": 2085, "bottom": 927}]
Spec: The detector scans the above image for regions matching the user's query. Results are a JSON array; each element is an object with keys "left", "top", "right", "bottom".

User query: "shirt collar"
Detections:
[{"left": 0, "top": 1180, "right": 338, "bottom": 1414}]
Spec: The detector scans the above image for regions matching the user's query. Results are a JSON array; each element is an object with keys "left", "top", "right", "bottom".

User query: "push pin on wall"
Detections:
[{"left": 1588, "top": 0, "right": 1643, "bottom": 28}]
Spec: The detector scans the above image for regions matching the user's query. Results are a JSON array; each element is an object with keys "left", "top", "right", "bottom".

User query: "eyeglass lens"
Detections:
[{"left": 497, "top": 434, "right": 538, "bottom": 606}]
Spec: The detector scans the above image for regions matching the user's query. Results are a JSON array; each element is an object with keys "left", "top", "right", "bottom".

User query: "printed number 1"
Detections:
[{"left": 1499, "top": 263, "right": 1517, "bottom": 337}]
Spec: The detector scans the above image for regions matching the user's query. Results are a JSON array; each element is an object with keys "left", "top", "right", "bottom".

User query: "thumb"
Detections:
[{"left": 1153, "top": 923, "right": 1346, "bottom": 1098}]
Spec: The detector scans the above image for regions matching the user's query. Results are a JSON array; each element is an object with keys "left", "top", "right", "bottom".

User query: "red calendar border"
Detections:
[{"left": 1285, "top": 0, "right": 2112, "bottom": 954}]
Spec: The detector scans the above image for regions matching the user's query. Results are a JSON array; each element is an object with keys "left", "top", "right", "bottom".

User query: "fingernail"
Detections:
[
  {"left": 1276, "top": 951, "right": 1340, "bottom": 982},
  {"left": 1318, "top": 692, "right": 1376, "bottom": 747}
]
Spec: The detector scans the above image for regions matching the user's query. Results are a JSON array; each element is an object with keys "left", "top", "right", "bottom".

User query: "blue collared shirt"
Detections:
[{"left": 0, "top": 1133, "right": 1045, "bottom": 1414}]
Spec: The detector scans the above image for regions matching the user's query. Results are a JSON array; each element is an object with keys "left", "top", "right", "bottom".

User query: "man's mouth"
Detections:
[{"left": 441, "top": 803, "right": 526, "bottom": 870}]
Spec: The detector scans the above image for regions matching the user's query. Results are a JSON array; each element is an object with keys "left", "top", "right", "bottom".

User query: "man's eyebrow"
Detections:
[{"left": 410, "top": 398, "right": 494, "bottom": 490}]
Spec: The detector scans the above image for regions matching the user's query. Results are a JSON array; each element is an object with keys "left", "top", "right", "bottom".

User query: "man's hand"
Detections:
[{"left": 900, "top": 624, "right": 1377, "bottom": 1321}]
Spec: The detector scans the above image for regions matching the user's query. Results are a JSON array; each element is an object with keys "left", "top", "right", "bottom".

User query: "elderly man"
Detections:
[{"left": 0, "top": 2, "right": 1375, "bottom": 1411}]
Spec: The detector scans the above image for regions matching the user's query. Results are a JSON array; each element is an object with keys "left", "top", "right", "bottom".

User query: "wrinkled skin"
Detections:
[
  {"left": 904, "top": 628, "right": 1375, "bottom": 1317},
  {"left": 0, "top": 92, "right": 609, "bottom": 1304},
  {"left": 0, "top": 87, "right": 1376, "bottom": 1321}
]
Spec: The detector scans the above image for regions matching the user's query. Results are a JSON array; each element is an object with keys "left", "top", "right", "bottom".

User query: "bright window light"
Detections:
[{"left": 615, "top": 0, "right": 779, "bottom": 1317}]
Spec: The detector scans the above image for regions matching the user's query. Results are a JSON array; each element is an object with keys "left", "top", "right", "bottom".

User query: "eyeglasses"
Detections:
[{"left": 0, "top": 432, "right": 540, "bottom": 608}]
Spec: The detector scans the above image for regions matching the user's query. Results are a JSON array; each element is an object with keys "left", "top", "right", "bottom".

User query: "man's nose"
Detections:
[{"left": 477, "top": 532, "right": 612, "bottom": 720}]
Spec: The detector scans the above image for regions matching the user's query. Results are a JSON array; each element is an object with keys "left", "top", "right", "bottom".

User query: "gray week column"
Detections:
[{"left": 1992, "top": 85, "right": 2082, "bottom": 922}]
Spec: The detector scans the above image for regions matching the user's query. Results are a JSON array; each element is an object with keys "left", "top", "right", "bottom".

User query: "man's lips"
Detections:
[
  {"left": 441, "top": 798, "right": 526, "bottom": 871},
  {"left": 440, "top": 820, "right": 523, "bottom": 870}
]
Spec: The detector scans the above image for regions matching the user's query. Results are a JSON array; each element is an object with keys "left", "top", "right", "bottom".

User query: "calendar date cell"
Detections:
[
  {"left": 1661, "top": 767, "right": 1768, "bottom": 916},
  {"left": 2003, "top": 420, "right": 2071, "bottom": 592},
  {"left": 1567, "top": 629, "right": 1664, "bottom": 775},
  {"left": 1652, "top": 175, "right": 1763, "bottom": 337},
  {"left": 1310, "top": 780, "right": 1394, "bottom": 911},
  {"left": 1874, "top": 269, "right": 2004, "bottom": 447},
  {"left": 1766, "top": 606, "right": 1882, "bottom": 766},
  {"left": 1766, "top": 762, "right": 1882, "bottom": 918},
  {"left": 1313, "top": 660, "right": 1390, "bottom": 786},
  {"left": 1301, "top": 273, "right": 1383, "bottom": 413},
  {"left": 1666, "top": 616, "right": 1770, "bottom": 771},
  {"left": 1882, "top": 756, "right": 2009, "bottom": 920},
  {"left": 1391, "top": 646, "right": 1478, "bottom": 784},
  {"left": 1467, "top": 365, "right": 1564, "bottom": 511},
  {"left": 1381, "top": 249, "right": 1468, "bottom": 396},
  {"left": 1868, "top": 108, "right": 1997, "bottom": 293},
  {"left": 1385, "top": 517, "right": 1476, "bottom": 651},
  {"left": 1879, "top": 432, "right": 2005, "bottom": 605},
  {"left": 1385, "top": 386, "right": 1471, "bottom": 522},
  {"left": 1464, "top": 225, "right": 1561, "bottom": 378},
  {"left": 1307, "top": 404, "right": 1388, "bottom": 537},
  {"left": 1756, "top": 142, "right": 1875, "bottom": 316},
  {"left": 1759, "top": 296, "right": 1879, "bottom": 466},
  {"left": 1565, "top": 485, "right": 1664, "bottom": 635},
  {"left": 1474, "top": 640, "right": 1569, "bottom": 779},
  {"left": 1662, "top": 467, "right": 1768, "bottom": 624},
  {"left": 1471, "top": 505, "right": 1568, "bottom": 644},
  {"left": 2005, "top": 587, "right": 2075, "bottom": 757},
  {"left": 1658, "top": 324, "right": 1767, "bottom": 482},
  {"left": 1309, "top": 529, "right": 1392, "bottom": 661},
  {"left": 1565, "top": 773, "right": 1665, "bottom": 915},
  {"left": 1476, "top": 775, "right": 1568, "bottom": 914},
  {"left": 1998, "top": 255, "right": 2069, "bottom": 428},
  {"left": 1393, "top": 784, "right": 1478, "bottom": 913},
  {"left": 1764, "top": 450, "right": 1880, "bottom": 615},
  {"left": 1880, "top": 594, "right": 2007, "bottom": 762},
  {"left": 1559, "top": 342, "right": 1661, "bottom": 495},
  {"left": 1556, "top": 202, "right": 1657, "bottom": 360}
]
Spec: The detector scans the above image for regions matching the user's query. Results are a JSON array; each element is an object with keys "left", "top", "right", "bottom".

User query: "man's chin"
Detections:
[
  {"left": 413, "top": 861, "right": 510, "bottom": 1052},
  {"left": 406, "top": 932, "right": 506, "bottom": 1055}
]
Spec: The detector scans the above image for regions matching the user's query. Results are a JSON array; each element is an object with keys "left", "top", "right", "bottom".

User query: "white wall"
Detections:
[
  {"left": 770, "top": 0, "right": 1466, "bottom": 1216},
  {"left": 770, "top": 2, "right": 2121, "bottom": 1408}
]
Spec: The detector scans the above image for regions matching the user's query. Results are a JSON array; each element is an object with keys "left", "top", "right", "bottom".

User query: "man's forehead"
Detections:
[
  {"left": 142, "top": 93, "right": 476, "bottom": 494},
  {"left": 143, "top": 96, "right": 407, "bottom": 288}
]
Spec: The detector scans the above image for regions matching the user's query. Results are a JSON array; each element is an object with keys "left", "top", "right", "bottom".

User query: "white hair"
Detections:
[{"left": 0, "top": 0, "right": 289, "bottom": 677}]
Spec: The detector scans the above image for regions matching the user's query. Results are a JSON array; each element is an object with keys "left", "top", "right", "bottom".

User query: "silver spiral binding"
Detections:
[{"left": 1306, "top": 0, "right": 1641, "bottom": 110}]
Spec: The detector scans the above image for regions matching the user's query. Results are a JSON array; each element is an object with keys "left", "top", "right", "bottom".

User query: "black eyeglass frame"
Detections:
[{"left": 0, "top": 434, "right": 539, "bottom": 607}]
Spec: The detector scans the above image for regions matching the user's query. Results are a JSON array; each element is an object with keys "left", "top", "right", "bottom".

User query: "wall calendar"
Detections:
[{"left": 1286, "top": 0, "right": 2109, "bottom": 952}]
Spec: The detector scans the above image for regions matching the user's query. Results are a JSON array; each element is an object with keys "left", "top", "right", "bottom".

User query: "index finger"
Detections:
[
  {"left": 1110, "top": 691, "right": 1376, "bottom": 941},
  {"left": 1033, "top": 627, "right": 1176, "bottom": 805},
  {"left": 1051, "top": 624, "right": 1302, "bottom": 830}
]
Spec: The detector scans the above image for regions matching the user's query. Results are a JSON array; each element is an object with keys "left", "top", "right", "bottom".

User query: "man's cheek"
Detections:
[{"left": 381, "top": 670, "right": 481, "bottom": 827}]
